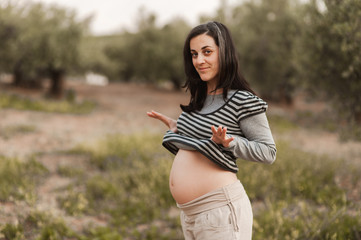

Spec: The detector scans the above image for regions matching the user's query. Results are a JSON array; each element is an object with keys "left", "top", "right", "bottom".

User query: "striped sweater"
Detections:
[{"left": 162, "top": 90, "right": 269, "bottom": 173}]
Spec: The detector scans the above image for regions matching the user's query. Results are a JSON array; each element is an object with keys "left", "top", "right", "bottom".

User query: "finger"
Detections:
[
  {"left": 221, "top": 127, "right": 227, "bottom": 138},
  {"left": 147, "top": 111, "right": 170, "bottom": 127},
  {"left": 147, "top": 110, "right": 157, "bottom": 116},
  {"left": 211, "top": 125, "right": 217, "bottom": 134},
  {"left": 147, "top": 111, "right": 156, "bottom": 118},
  {"left": 151, "top": 110, "right": 162, "bottom": 117},
  {"left": 147, "top": 113, "right": 162, "bottom": 121},
  {"left": 151, "top": 111, "right": 166, "bottom": 121},
  {"left": 217, "top": 125, "right": 223, "bottom": 135}
]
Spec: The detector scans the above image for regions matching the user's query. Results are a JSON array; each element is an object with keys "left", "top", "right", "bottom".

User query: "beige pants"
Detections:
[{"left": 177, "top": 180, "right": 253, "bottom": 240}]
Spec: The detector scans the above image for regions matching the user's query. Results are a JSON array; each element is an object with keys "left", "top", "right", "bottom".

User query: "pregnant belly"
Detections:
[{"left": 169, "top": 149, "right": 237, "bottom": 204}]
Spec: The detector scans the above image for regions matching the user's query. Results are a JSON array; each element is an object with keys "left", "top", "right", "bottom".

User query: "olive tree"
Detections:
[
  {"left": 104, "top": 10, "right": 189, "bottom": 89},
  {"left": 298, "top": 0, "right": 361, "bottom": 126},
  {"left": 0, "top": 2, "right": 88, "bottom": 98},
  {"left": 229, "top": 0, "right": 302, "bottom": 103},
  {"left": 0, "top": 2, "right": 24, "bottom": 76}
]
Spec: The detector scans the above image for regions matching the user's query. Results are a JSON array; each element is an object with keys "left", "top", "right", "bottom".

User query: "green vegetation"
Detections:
[
  {"left": 0, "top": 2, "right": 88, "bottom": 97},
  {"left": 239, "top": 141, "right": 361, "bottom": 239},
  {"left": 0, "top": 156, "right": 48, "bottom": 202},
  {"left": 1, "top": 122, "right": 360, "bottom": 239},
  {"left": 228, "top": 0, "right": 301, "bottom": 104},
  {"left": 57, "top": 165, "right": 85, "bottom": 178},
  {"left": 0, "top": 211, "right": 78, "bottom": 240},
  {"left": 0, "top": 93, "right": 96, "bottom": 114},
  {"left": 80, "top": 34, "right": 123, "bottom": 81},
  {"left": 1, "top": 0, "right": 360, "bottom": 138},
  {"left": 65, "top": 134, "right": 179, "bottom": 238},
  {"left": 0, "top": 124, "right": 36, "bottom": 139},
  {"left": 268, "top": 114, "right": 298, "bottom": 133},
  {"left": 103, "top": 12, "right": 188, "bottom": 89},
  {"left": 298, "top": 0, "right": 361, "bottom": 129}
]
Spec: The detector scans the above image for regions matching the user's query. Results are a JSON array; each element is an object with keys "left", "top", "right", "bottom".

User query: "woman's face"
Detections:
[{"left": 190, "top": 34, "right": 220, "bottom": 89}]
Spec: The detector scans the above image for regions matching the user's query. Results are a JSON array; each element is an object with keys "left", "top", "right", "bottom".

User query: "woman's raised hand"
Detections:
[
  {"left": 211, "top": 125, "right": 234, "bottom": 148},
  {"left": 147, "top": 110, "right": 178, "bottom": 133}
]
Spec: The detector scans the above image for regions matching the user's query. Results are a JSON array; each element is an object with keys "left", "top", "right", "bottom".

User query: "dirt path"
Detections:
[
  {"left": 1, "top": 81, "right": 360, "bottom": 166},
  {"left": 1, "top": 82, "right": 360, "bottom": 162},
  {"left": 0, "top": 82, "right": 187, "bottom": 158}
]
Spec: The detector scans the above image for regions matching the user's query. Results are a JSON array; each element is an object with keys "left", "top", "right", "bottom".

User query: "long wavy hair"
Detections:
[{"left": 180, "top": 21, "right": 255, "bottom": 112}]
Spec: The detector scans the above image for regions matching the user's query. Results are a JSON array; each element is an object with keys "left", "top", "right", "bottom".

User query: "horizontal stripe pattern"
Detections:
[{"left": 162, "top": 90, "right": 267, "bottom": 173}]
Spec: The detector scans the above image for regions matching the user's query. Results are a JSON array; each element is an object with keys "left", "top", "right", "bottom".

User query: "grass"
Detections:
[
  {"left": 274, "top": 108, "right": 361, "bottom": 142},
  {"left": 268, "top": 114, "right": 299, "bottom": 133},
  {"left": 1, "top": 211, "right": 78, "bottom": 240},
  {"left": 0, "top": 156, "right": 48, "bottom": 202},
  {"left": 0, "top": 93, "right": 96, "bottom": 114},
  {"left": 0, "top": 129, "right": 360, "bottom": 239},
  {"left": 238, "top": 141, "right": 361, "bottom": 239},
  {"left": 0, "top": 124, "right": 36, "bottom": 139},
  {"left": 66, "top": 134, "right": 180, "bottom": 238}
]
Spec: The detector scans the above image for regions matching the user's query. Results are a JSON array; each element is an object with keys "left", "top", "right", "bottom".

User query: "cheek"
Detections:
[
  {"left": 213, "top": 58, "right": 220, "bottom": 71},
  {"left": 192, "top": 58, "right": 196, "bottom": 67},
  {"left": 212, "top": 55, "right": 219, "bottom": 66}
]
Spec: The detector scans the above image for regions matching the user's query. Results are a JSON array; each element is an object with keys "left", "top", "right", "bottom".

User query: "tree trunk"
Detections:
[
  {"left": 13, "top": 63, "right": 23, "bottom": 87},
  {"left": 355, "top": 112, "right": 361, "bottom": 124},
  {"left": 48, "top": 69, "right": 65, "bottom": 99},
  {"left": 170, "top": 76, "right": 182, "bottom": 91}
]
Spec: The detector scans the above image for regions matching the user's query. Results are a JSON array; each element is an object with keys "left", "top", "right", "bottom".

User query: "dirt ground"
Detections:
[
  {"left": 2, "top": 81, "right": 359, "bottom": 162},
  {"left": 0, "top": 82, "right": 188, "bottom": 158},
  {"left": 0, "top": 81, "right": 360, "bottom": 230}
]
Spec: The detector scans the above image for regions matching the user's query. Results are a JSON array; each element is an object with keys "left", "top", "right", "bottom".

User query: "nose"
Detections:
[{"left": 195, "top": 54, "right": 205, "bottom": 65}]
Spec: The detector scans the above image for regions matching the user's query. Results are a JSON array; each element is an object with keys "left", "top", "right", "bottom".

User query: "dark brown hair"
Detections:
[{"left": 181, "top": 21, "right": 255, "bottom": 112}]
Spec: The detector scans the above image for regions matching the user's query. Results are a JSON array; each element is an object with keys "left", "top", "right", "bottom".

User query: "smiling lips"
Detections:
[{"left": 198, "top": 67, "right": 209, "bottom": 72}]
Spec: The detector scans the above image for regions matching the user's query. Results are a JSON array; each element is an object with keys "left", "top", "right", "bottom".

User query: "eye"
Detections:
[
  {"left": 191, "top": 52, "right": 198, "bottom": 58},
  {"left": 204, "top": 50, "right": 212, "bottom": 55}
]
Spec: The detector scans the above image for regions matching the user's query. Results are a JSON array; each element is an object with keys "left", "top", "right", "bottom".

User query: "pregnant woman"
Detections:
[{"left": 147, "top": 21, "right": 276, "bottom": 240}]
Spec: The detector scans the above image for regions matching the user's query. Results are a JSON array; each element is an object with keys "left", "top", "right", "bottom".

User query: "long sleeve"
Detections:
[
  {"left": 162, "top": 90, "right": 276, "bottom": 172},
  {"left": 224, "top": 113, "right": 276, "bottom": 164}
]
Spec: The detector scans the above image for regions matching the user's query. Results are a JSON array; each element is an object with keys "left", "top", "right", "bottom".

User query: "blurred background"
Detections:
[{"left": 0, "top": 0, "right": 360, "bottom": 239}]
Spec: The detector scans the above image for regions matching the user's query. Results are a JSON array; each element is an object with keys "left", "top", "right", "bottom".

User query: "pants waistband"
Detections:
[{"left": 177, "top": 180, "right": 246, "bottom": 216}]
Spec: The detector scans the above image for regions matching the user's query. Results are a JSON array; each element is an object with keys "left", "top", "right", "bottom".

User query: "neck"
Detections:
[
  {"left": 207, "top": 81, "right": 221, "bottom": 95},
  {"left": 207, "top": 88, "right": 223, "bottom": 95}
]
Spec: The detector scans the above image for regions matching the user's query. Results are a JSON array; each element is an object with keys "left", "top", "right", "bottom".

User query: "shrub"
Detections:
[
  {"left": 0, "top": 93, "right": 95, "bottom": 114},
  {"left": 0, "top": 156, "right": 48, "bottom": 202}
]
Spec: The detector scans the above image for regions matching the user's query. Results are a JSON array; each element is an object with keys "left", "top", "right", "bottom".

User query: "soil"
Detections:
[{"left": 0, "top": 81, "right": 360, "bottom": 231}]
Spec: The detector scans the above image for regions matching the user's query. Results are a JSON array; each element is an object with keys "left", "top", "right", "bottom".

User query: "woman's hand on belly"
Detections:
[{"left": 169, "top": 149, "right": 237, "bottom": 204}]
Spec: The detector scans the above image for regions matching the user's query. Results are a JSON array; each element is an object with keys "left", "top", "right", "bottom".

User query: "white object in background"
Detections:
[{"left": 85, "top": 72, "right": 109, "bottom": 86}]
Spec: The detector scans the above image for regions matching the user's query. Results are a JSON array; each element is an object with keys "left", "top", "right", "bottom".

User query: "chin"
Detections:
[{"left": 200, "top": 77, "right": 212, "bottom": 82}]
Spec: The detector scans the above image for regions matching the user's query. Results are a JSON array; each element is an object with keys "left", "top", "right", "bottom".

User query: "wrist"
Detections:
[
  {"left": 223, "top": 135, "right": 235, "bottom": 148},
  {"left": 222, "top": 141, "right": 230, "bottom": 148}
]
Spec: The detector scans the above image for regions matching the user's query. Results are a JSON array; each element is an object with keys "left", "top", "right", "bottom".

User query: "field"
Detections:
[{"left": 0, "top": 81, "right": 360, "bottom": 240}]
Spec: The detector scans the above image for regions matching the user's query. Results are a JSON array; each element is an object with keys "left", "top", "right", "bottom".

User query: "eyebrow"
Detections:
[{"left": 190, "top": 46, "right": 213, "bottom": 51}]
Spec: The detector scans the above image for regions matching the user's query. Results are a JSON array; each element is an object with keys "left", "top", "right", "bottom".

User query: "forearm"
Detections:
[
  {"left": 225, "top": 136, "right": 276, "bottom": 164},
  {"left": 224, "top": 112, "right": 277, "bottom": 164}
]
